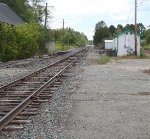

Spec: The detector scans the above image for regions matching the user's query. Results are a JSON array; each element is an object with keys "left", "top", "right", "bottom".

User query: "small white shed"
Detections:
[
  {"left": 113, "top": 31, "right": 140, "bottom": 56},
  {"left": 104, "top": 40, "right": 113, "bottom": 49}
]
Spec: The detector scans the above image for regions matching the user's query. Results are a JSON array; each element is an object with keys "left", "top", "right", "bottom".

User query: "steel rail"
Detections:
[
  {"left": 0, "top": 48, "right": 85, "bottom": 91},
  {"left": 0, "top": 57, "right": 77, "bottom": 131}
]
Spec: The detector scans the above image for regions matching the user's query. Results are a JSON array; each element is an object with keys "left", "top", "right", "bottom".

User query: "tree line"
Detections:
[
  {"left": 0, "top": 0, "right": 88, "bottom": 62},
  {"left": 93, "top": 20, "right": 149, "bottom": 47},
  {"left": 49, "top": 28, "right": 88, "bottom": 47}
]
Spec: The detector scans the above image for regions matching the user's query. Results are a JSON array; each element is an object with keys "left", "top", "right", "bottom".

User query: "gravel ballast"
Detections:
[{"left": 1, "top": 48, "right": 150, "bottom": 138}]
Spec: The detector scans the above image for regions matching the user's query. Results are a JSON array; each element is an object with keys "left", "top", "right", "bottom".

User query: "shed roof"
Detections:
[
  {"left": 104, "top": 40, "right": 113, "bottom": 43},
  {"left": 0, "top": 3, "right": 24, "bottom": 25},
  {"left": 114, "top": 30, "right": 140, "bottom": 38}
]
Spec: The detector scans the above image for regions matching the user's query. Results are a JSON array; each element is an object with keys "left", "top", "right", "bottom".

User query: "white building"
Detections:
[
  {"left": 113, "top": 31, "right": 140, "bottom": 56},
  {"left": 104, "top": 40, "right": 113, "bottom": 49}
]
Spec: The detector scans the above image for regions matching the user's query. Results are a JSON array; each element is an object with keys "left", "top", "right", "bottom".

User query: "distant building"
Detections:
[
  {"left": 113, "top": 31, "right": 140, "bottom": 56},
  {"left": 104, "top": 40, "right": 113, "bottom": 50},
  {"left": 0, "top": 3, "right": 24, "bottom": 25}
]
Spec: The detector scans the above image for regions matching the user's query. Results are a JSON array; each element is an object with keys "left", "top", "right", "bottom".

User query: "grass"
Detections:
[
  {"left": 55, "top": 43, "right": 80, "bottom": 52},
  {"left": 112, "top": 55, "right": 137, "bottom": 60},
  {"left": 143, "top": 45, "right": 150, "bottom": 49},
  {"left": 96, "top": 55, "right": 111, "bottom": 65},
  {"left": 55, "top": 43, "right": 70, "bottom": 52},
  {"left": 112, "top": 52, "right": 149, "bottom": 60}
]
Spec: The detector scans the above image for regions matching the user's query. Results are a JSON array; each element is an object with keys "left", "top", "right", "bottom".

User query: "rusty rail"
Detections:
[{"left": 0, "top": 47, "right": 88, "bottom": 131}]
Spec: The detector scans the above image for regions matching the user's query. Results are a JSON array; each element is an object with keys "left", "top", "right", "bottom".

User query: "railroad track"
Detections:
[
  {"left": 0, "top": 47, "right": 89, "bottom": 131},
  {"left": 0, "top": 51, "right": 70, "bottom": 69}
]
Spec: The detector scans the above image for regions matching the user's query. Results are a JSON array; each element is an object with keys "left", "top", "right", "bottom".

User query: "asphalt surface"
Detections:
[{"left": 61, "top": 50, "right": 150, "bottom": 139}]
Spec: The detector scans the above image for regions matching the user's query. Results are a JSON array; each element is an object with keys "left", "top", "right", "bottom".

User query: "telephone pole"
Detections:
[
  {"left": 62, "top": 19, "right": 65, "bottom": 50},
  {"left": 134, "top": 0, "right": 137, "bottom": 56},
  {"left": 44, "top": 3, "right": 48, "bottom": 27},
  {"left": 60, "top": 19, "right": 67, "bottom": 51},
  {"left": 63, "top": 19, "right": 64, "bottom": 31}
]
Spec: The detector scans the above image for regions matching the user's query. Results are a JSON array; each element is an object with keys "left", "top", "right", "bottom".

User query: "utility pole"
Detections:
[
  {"left": 68, "top": 28, "right": 70, "bottom": 46},
  {"left": 63, "top": 19, "right": 64, "bottom": 31},
  {"left": 134, "top": 0, "right": 137, "bottom": 56},
  {"left": 44, "top": 3, "right": 48, "bottom": 27},
  {"left": 60, "top": 19, "right": 67, "bottom": 51},
  {"left": 62, "top": 19, "right": 65, "bottom": 50}
]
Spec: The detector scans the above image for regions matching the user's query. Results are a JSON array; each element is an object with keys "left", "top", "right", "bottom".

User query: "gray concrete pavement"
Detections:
[{"left": 61, "top": 51, "right": 150, "bottom": 139}]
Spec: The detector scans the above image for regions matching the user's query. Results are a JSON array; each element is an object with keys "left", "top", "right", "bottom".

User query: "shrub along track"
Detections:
[
  {"left": 0, "top": 50, "right": 77, "bottom": 87},
  {"left": 0, "top": 50, "right": 74, "bottom": 69},
  {"left": 0, "top": 47, "right": 89, "bottom": 131}
]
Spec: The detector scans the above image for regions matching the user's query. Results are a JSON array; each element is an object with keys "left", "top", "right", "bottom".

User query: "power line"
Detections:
[
  {"left": 44, "top": 3, "right": 48, "bottom": 27},
  {"left": 138, "top": 0, "right": 144, "bottom": 5},
  {"left": 137, "top": 0, "right": 150, "bottom": 7},
  {"left": 134, "top": 0, "right": 137, "bottom": 56},
  {"left": 127, "top": 0, "right": 135, "bottom": 24},
  {"left": 126, "top": 0, "right": 146, "bottom": 24}
]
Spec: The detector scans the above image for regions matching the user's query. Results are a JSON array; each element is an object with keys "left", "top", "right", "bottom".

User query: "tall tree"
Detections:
[
  {"left": 109, "top": 25, "right": 116, "bottom": 36},
  {"left": 116, "top": 24, "right": 124, "bottom": 32},
  {"left": 53, "top": 28, "right": 88, "bottom": 46},
  {"left": 137, "top": 23, "right": 145, "bottom": 39},
  {"left": 95, "top": 21, "right": 107, "bottom": 30},
  {"left": 124, "top": 24, "right": 134, "bottom": 31},
  {"left": 30, "top": 0, "right": 46, "bottom": 23},
  {"left": 93, "top": 21, "right": 111, "bottom": 45},
  {"left": 144, "top": 29, "right": 150, "bottom": 44},
  {"left": 123, "top": 23, "right": 145, "bottom": 39}
]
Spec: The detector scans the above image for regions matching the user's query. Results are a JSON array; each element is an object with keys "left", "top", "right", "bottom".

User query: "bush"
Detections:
[
  {"left": 145, "top": 29, "right": 150, "bottom": 44},
  {"left": 96, "top": 55, "right": 111, "bottom": 64},
  {"left": 38, "top": 26, "right": 50, "bottom": 53},
  {"left": 14, "top": 24, "right": 40, "bottom": 59},
  {"left": 141, "top": 40, "right": 146, "bottom": 47},
  {"left": 0, "top": 23, "right": 17, "bottom": 61},
  {"left": 140, "top": 47, "right": 144, "bottom": 57},
  {"left": 0, "top": 23, "right": 41, "bottom": 61}
]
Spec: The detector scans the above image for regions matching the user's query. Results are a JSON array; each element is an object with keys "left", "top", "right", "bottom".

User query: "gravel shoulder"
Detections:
[
  {"left": 60, "top": 50, "right": 150, "bottom": 139},
  {"left": 0, "top": 48, "right": 79, "bottom": 86}
]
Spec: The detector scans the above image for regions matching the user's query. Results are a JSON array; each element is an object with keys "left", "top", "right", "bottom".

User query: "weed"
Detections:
[{"left": 96, "top": 55, "right": 111, "bottom": 64}]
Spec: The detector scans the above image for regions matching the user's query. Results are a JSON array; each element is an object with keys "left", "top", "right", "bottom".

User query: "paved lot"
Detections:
[{"left": 61, "top": 51, "right": 150, "bottom": 139}]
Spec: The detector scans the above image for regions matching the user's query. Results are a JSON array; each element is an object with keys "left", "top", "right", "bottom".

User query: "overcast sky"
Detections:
[{"left": 47, "top": 0, "right": 150, "bottom": 40}]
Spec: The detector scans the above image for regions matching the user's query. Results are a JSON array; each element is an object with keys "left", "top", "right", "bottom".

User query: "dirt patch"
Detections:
[
  {"left": 86, "top": 59, "right": 98, "bottom": 65},
  {"left": 144, "top": 49, "right": 150, "bottom": 58},
  {"left": 143, "top": 69, "right": 150, "bottom": 74},
  {"left": 138, "top": 92, "right": 150, "bottom": 96}
]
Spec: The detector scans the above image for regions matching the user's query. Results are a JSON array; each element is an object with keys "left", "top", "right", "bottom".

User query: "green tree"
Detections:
[
  {"left": 0, "top": 24, "right": 17, "bottom": 61},
  {"left": 123, "top": 23, "right": 145, "bottom": 39},
  {"left": 109, "top": 25, "right": 116, "bottom": 36},
  {"left": 95, "top": 21, "right": 107, "bottom": 30},
  {"left": 53, "top": 28, "right": 88, "bottom": 47},
  {"left": 144, "top": 29, "right": 150, "bottom": 44},
  {"left": 124, "top": 24, "right": 134, "bottom": 31},
  {"left": 93, "top": 21, "right": 111, "bottom": 46},
  {"left": 14, "top": 24, "right": 40, "bottom": 59},
  {"left": 116, "top": 24, "right": 124, "bottom": 32},
  {"left": 137, "top": 23, "right": 145, "bottom": 39}
]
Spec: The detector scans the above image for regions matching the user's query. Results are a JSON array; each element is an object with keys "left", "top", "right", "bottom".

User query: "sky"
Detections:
[{"left": 46, "top": 0, "right": 150, "bottom": 40}]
